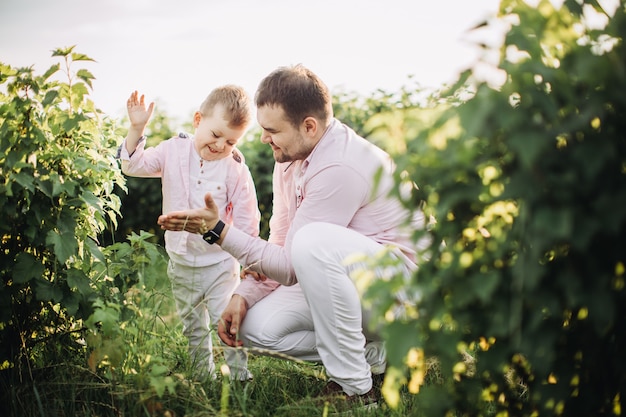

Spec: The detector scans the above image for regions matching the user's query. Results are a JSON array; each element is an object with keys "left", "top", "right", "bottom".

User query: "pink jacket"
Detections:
[
  {"left": 223, "top": 120, "right": 427, "bottom": 306},
  {"left": 119, "top": 133, "right": 260, "bottom": 266}
]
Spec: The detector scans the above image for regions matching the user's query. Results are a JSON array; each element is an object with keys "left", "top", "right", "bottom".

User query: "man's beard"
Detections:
[
  {"left": 273, "top": 148, "right": 290, "bottom": 163},
  {"left": 271, "top": 139, "right": 312, "bottom": 163}
]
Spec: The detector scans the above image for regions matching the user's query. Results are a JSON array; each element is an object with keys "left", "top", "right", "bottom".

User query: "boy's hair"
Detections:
[
  {"left": 255, "top": 64, "right": 333, "bottom": 128},
  {"left": 199, "top": 85, "right": 251, "bottom": 128}
]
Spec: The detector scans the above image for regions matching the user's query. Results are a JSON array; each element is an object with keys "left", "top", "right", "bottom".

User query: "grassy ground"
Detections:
[
  {"left": 3, "top": 345, "right": 423, "bottom": 416},
  {"left": 1, "top": 260, "right": 424, "bottom": 416}
]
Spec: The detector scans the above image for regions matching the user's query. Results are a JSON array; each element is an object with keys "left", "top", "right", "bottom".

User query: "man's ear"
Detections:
[{"left": 302, "top": 116, "right": 318, "bottom": 137}]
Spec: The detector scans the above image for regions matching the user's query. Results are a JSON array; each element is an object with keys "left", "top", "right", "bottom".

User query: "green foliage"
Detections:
[
  {"left": 332, "top": 81, "right": 443, "bottom": 154},
  {"left": 375, "top": 1, "right": 626, "bottom": 415},
  {"left": 238, "top": 127, "right": 275, "bottom": 239},
  {"left": 84, "top": 231, "right": 184, "bottom": 409},
  {"left": 0, "top": 46, "right": 125, "bottom": 369}
]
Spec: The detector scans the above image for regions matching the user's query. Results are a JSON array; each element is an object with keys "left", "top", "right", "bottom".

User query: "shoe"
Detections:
[
  {"left": 229, "top": 368, "right": 254, "bottom": 382},
  {"left": 371, "top": 372, "right": 384, "bottom": 393},
  {"left": 277, "top": 380, "right": 378, "bottom": 417},
  {"left": 317, "top": 380, "right": 379, "bottom": 415},
  {"left": 364, "top": 341, "right": 387, "bottom": 375}
]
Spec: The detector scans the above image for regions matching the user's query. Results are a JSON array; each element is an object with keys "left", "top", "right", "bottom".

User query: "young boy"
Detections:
[{"left": 117, "top": 86, "right": 260, "bottom": 381}]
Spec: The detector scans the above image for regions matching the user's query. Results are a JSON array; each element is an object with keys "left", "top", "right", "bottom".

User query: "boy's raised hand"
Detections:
[
  {"left": 123, "top": 91, "right": 155, "bottom": 156},
  {"left": 127, "top": 90, "right": 155, "bottom": 128}
]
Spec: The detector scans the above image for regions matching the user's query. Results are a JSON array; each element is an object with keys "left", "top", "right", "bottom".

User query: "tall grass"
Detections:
[
  {"left": 1, "top": 338, "right": 425, "bottom": 416},
  {"left": 0, "top": 258, "right": 425, "bottom": 417}
]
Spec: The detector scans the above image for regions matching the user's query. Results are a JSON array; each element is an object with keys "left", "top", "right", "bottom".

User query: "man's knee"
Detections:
[{"left": 291, "top": 222, "right": 334, "bottom": 269}]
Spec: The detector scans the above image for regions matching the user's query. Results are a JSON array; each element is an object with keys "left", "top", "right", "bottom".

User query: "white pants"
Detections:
[
  {"left": 240, "top": 222, "right": 411, "bottom": 395},
  {"left": 168, "top": 257, "right": 250, "bottom": 380}
]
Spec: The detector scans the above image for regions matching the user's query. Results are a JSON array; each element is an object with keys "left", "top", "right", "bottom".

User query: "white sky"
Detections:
[{"left": 0, "top": 0, "right": 503, "bottom": 125}]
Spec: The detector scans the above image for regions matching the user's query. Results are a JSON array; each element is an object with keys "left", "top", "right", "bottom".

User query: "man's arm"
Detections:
[{"left": 158, "top": 165, "right": 367, "bottom": 285}]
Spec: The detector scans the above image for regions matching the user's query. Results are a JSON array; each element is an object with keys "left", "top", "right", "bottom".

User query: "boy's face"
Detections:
[{"left": 193, "top": 104, "right": 246, "bottom": 161}]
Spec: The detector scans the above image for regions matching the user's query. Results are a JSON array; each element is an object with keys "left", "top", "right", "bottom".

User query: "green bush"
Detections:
[
  {"left": 0, "top": 47, "right": 125, "bottom": 369},
  {"left": 376, "top": 0, "right": 626, "bottom": 415},
  {"left": 0, "top": 48, "right": 196, "bottom": 416}
]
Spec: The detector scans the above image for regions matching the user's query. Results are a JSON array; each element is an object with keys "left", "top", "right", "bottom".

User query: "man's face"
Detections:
[{"left": 256, "top": 105, "right": 314, "bottom": 163}]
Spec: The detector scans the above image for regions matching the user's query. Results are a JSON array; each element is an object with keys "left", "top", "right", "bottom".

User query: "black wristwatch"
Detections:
[{"left": 202, "top": 220, "right": 225, "bottom": 244}]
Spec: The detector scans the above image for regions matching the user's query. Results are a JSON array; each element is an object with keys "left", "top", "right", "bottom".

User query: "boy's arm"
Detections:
[{"left": 125, "top": 91, "right": 154, "bottom": 155}]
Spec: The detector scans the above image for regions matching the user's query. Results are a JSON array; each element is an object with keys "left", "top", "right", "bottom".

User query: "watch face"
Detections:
[
  {"left": 203, "top": 231, "right": 217, "bottom": 244},
  {"left": 203, "top": 220, "right": 225, "bottom": 244}
]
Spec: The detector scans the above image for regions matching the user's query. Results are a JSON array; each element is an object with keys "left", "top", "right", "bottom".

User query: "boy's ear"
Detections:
[{"left": 193, "top": 111, "right": 202, "bottom": 128}]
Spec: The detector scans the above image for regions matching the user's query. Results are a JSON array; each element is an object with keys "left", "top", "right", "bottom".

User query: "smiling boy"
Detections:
[{"left": 118, "top": 87, "right": 260, "bottom": 381}]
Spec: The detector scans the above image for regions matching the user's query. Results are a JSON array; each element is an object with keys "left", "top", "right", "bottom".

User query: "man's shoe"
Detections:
[
  {"left": 277, "top": 380, "right": 379, "bottom": 417},
  {"left": 318, "top": 380, "right": 379, "bottom": 414},
  {"left": 371, "top": 372, "right": 384, "bottom": 393}
]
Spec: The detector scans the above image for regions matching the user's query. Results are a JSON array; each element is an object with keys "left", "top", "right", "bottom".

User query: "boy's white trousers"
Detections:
[{"left": 168, "top": 257, "right": 251, "bottom": 380}]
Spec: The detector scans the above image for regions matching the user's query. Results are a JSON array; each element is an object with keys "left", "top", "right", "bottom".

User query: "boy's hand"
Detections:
[
  {"left": 158, "top": 193, "right": 222, "bottom": 234},
  {"left": 242, "top": 270, "right": 268, "bottom": 282},
  {"left": 127, "top": 90, "right": 155, "bottom": 129}
]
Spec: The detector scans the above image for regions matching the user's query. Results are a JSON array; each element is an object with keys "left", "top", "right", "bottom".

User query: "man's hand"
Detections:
[
  {"left": 158, "top": 193, "right": 221, "bottom": 234},
  {"left": 218, "top": 295, "right": 248, "bottom": 347}
]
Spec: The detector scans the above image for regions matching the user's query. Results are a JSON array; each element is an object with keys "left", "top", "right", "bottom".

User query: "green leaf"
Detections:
[
  {"left": 12, "top": 171, "right": 35, "bottom": 193},
  {"left": 76, "top": 69, "right": 95, "bottom": 89},
  {"left": 34, "top": 278, "right": 63, "bottom": 302},
  {"left": 67, "top": 268, "right": 93, "bottom": 296},
  {"left": 71, "top": 82, "right": 89, "bottom": 100},
  {"left": 88, "top": 305, "right": 120, "bottom": 335},
  {"left": 71, "top": 52, "right": 95, "bottom": 62},
  {"left": 62, "top": 114, "right": 79, "bottom": 132},
  {"left": 86, "top": 237, "right": 107, "bottom": 264},
  {"left": 46, "top": 229, "right": 78, "bottom": 264},
  {"left": 57, "top": 211, "right": 77, "bottom": 234},
  {"left": 50, "top": 173, "right": 77, "bottom": 197},
  {"left": 150, "top": 364, "right": 169, "bottom": 377},
  {"left": 36, "top": 178, "right": 53, "bottom": 197},
  {"left": 533, "top": 207, "right": 573, "bottom": 241},
  {"left": 63, "top": 292, "right": 80, "bottom": 316},
  {"left": 51, "top": 46, "right": 75, "bottom": 57},
  {"left": 13, "top": 252, "right": 45, "bottom": 284},
  {"left": 384, "top": 321, "right": 421, "bottom": 368},
  {"left": 81, "top": 190, "right": 102, "bottom": 210},
  {"left": 42, "top": 90, "right": 59, "bottom": 107},
  {"left": 41, "top": 63, "right": 60, "bottom": 81},
  {"left": 150, "top": 375, "right": 176, "bottom": 398}
]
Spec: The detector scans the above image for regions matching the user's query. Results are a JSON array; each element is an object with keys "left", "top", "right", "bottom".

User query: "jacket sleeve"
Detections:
[
  {"left": 233, "top": 276, "right": 281, "bottom": 308},
  {"left": 120, "top": 136, "right": 169, "bottom": 178}
]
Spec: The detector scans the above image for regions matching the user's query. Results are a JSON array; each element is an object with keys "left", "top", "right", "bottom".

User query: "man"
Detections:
[{"left": 158, "top": 64, "right": 427, "bottom": 404}]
